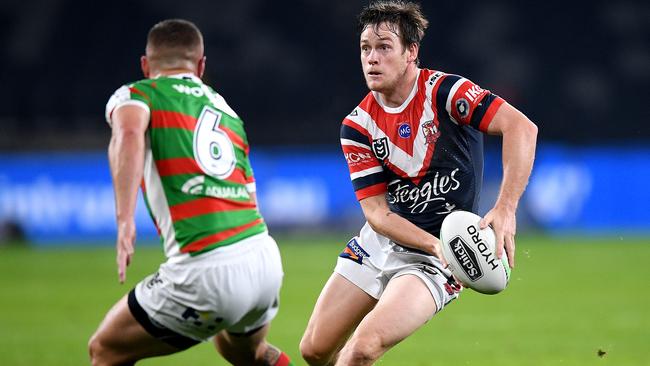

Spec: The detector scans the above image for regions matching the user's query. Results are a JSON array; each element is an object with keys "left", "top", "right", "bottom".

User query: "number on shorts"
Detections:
[{"left": 193, "top": 106, "right": 236, "bottom": 179}]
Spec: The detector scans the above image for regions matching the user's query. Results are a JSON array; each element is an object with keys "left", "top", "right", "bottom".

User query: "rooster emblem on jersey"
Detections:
[{"left": 422, "top": 120, "right": 441, "bottom": 145}]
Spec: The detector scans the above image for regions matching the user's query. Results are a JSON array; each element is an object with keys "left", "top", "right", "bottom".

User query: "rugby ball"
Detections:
[{"left": 440, "top": 210, "right": 511, "bottom": 294}]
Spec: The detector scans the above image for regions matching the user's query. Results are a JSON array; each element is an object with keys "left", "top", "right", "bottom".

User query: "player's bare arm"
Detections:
[
  {"left": 108, "top": 105, "right": 149, "bottom": 283},
  {"left": 359, "top": 194, "right": 447, "bottom": 266},
  {"left": 480, "top": 102, "right": 538, "bottom": 268}
]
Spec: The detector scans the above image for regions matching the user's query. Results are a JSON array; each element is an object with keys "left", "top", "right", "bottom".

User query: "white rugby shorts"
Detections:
[
  {"left": 335, "top": 222, "right": 461, "bottom": 315},
  {"left": 133, "top": 232, "right": 284, "bottom": 341}
]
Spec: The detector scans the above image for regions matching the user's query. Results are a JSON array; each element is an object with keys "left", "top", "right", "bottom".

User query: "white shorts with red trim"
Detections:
[{"left": 334, "top": 222, "right": 461, "bottom": 315}]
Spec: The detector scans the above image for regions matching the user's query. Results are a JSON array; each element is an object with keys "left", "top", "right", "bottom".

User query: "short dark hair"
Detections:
[
  {"left": 146, "top": 19, "right": 203, "bottom": 66},
  {"left": 358, "top": 1, "right": 429, "bottom": 48}
]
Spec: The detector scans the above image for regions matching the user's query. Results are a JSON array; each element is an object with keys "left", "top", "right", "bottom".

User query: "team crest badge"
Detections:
[
  {"left": 372, "top": 137, "right": 389, "bottom": 160},
  {"left": 422, "top": 120, "right": 441, "bottom": 145},
  {"left": 339, "top": 238, "right": 369, "bottom": 265}
]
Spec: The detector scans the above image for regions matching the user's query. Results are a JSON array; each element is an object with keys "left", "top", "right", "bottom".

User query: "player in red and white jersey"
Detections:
[{"left": 300, "top": 2, "right": 537, "bottom": 365}]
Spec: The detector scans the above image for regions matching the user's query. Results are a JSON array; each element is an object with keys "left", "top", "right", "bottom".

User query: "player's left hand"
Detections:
[
  {"left": 116, "top": 219, "right": 136, "bottom": 284},
  {"left": 479, "top": 205, "right": 516, "bottom": 268}
]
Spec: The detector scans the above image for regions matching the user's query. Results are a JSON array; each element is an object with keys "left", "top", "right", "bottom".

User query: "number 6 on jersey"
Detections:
[{"left": 193, "top": 106, "right": 236, "bottom": 179}]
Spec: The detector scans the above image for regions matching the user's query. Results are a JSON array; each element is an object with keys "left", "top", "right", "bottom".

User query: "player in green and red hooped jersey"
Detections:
[
  {"left": 88, "top": 19, "right": 292, "bottom": 366},
  {"left": 105, "top": 69, "right": 267, "bottom": 259}
]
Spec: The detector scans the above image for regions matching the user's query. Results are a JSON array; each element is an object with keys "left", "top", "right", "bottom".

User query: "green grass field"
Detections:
[{"left": 1, "top": 234, "right": 649, "bottom": 365}]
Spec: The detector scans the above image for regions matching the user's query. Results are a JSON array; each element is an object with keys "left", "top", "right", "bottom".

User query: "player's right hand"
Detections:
[{"left": 116, "top": 220, "right": 136, "bottom": 284}]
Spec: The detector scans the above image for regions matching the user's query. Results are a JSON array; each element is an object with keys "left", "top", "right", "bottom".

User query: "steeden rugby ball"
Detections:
[{"left": 440, "top": 210, "right": 511, "bottom": 294}]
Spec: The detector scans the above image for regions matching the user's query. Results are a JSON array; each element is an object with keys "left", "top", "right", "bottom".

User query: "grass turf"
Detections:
[{"left": 0, "top": 234, "right": 648, "bottom": 365}]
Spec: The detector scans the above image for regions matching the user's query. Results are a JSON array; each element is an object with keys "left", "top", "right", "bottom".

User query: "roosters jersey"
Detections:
[
  {"left": 341, "top": 69, "right": 505, "bottom": 237},
  {"left": 105, "top": 74, "right": 266, "bottom": 260}
]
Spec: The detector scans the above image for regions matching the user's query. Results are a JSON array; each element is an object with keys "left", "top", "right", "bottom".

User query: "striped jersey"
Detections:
[
  {"left": 105, "top": 73, "right": 266, "bottom": 260},
  {"left": 341, "top": 68, "right": 505, "bottom": 237}
]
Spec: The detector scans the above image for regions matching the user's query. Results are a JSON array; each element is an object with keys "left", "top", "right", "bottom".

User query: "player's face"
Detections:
[{"left": 360, "top": 23, "right": 411, "bottom": 93}]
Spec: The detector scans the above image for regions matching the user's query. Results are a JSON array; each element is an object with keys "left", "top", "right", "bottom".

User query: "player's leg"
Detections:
[
  {"left": 88, "top": 292, "right": 196, "bottom": 365},
  {"left": 300, "top": 273, "right": 378, "bottom": 366},
  {"left": 213, "top": 233, "right": 292, "bottom": 365},
  {"left": 335, "top": 274, "right": 437, "bottom": 366},
  {"left": 214, "top": 324, "right": 291, "bottom": 366}
]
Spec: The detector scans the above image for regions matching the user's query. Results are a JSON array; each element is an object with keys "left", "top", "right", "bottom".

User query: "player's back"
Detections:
[{"left": 106, "top": 74, "right": 266, "bottom": 260}]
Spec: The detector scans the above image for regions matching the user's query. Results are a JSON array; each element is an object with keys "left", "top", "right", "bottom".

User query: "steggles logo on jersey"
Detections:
[
  {"left": 372, "top": 137, "right": 389, "bottom": 160},
  {"left": 422, "top": 120, "right": 441, "bottom": 145},
  {"left": 456, "top": 98, "right": 470, "bottom": 119},
  {"left": 386, "top": 168, "right": 461, "bottom": 214},
  {"left": 398, "top": 123, "right": 412, "bottom": 138}
]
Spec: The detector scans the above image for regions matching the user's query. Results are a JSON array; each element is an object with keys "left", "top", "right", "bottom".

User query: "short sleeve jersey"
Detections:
[
  {"left": 105, "top": 74, "right": 266, "bottom": 259},
  {"left": 340, "top": 69, "right": 505, "bottom": 237}
]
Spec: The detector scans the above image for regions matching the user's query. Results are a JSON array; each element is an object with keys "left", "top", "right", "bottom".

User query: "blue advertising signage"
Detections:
[
  {"left": 523, "top": 145, "right": 650, "bottom": 233},
  {"left": 0, "top": 145, "right": 648, "bottom": 244},
  {"left": 0, "top": 152, "right": 156, "bottom": 243}
]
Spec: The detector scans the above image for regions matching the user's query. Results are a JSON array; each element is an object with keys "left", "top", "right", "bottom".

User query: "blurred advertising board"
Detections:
[
  {"left": 523, "top": 145, "right": 650, "bottom": 234},
  {"left": 0, "top": 146, "right": 648, "bottom": 244}
]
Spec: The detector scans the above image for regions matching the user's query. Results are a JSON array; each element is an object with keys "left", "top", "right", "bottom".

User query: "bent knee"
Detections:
[
  {"left": 88, "top": 334, "right": 124, "bottom": 366},
  {"left": 300, "top": 335, "right": 337, "bottom": 366},
  {"left": 88, "top": 334, "right": 106, "bottom": 366}
]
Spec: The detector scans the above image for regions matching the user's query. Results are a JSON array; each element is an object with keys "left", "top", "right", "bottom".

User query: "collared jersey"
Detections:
[
  {"left": 341, "top": 68, "right": 505, "bottom": 236},
  {"left": 105, "top": 74, "right": 266, "bottom": 260}
]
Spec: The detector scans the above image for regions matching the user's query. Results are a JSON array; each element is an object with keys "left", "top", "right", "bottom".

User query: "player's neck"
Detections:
[
  {"left": 377, "top": 66, "right": 419, "bottom": 108},
  {"left": 152, "top": 68, "right": 198, "bottom": 78}
]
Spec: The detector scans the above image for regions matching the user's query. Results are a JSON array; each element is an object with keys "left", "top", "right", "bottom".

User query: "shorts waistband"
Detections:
[{"left": 168, "top": 231, "right": 272, "bottom": 265}]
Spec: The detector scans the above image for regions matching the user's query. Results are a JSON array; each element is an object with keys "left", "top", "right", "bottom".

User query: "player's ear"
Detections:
[
  {"left": 197, "top": 56, "right": 206, "bottom": 78},
  {"left": 141, "top": 56, "right": 150, "bottom": 78},
  {"left": 408, "top": 43, "right": 419, "bottom": 64}
]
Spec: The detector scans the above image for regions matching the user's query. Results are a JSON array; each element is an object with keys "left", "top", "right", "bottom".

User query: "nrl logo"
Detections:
[
  {"left": 422, "top": 120, "right": 441, "bottom": 145},
  {"left": 372, "top": 137, "right": 389, "bottom": 160}
]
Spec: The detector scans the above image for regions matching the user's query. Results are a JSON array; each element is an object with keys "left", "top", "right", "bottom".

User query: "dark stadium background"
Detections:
[{"left": 1, "top": 0, "right": 648, "bottom": 150}]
